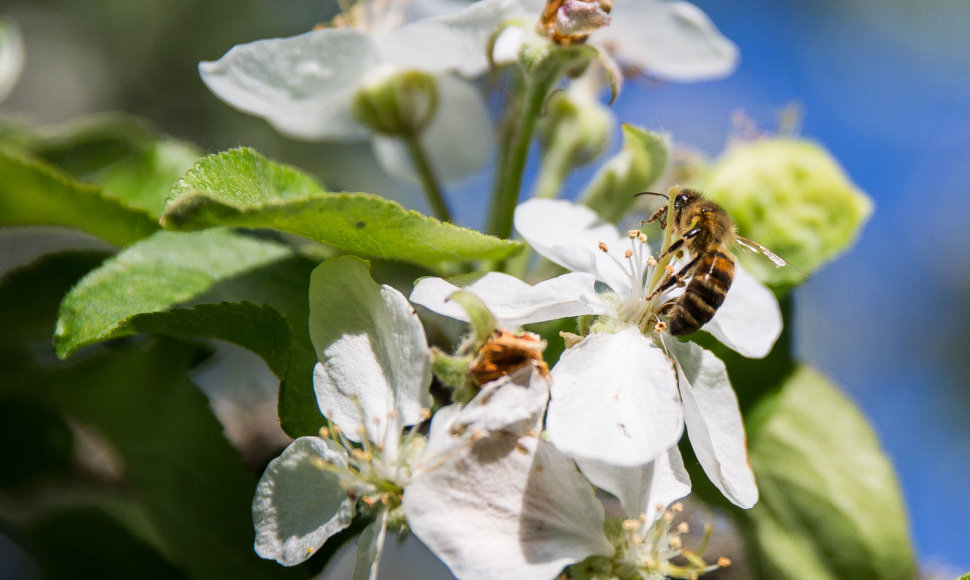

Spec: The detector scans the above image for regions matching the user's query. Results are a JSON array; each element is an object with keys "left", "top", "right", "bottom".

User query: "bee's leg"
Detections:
[
  {"left": 655, "top": 223, "right": 704, "bottom": 262},
  {"left": 647, "top": 255, "right": 700, "bottom": 300},
  {"left": 642, "top": 207, "right": 668, "bottom": 229}
]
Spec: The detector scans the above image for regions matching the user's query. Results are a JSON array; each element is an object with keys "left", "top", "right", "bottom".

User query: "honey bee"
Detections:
[{"left": 637, "top": 188, "right": 789, "bottom": 336}]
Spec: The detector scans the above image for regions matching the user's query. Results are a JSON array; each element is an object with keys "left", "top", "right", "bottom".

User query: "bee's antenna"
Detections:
[{"left": 634, "top": 191, "right": 669, "bottom": 200}]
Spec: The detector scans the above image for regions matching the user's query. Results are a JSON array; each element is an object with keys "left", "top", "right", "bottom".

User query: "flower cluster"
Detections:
[
  {"left": 222, "top": 0, "right": 780, "bottom": 578},
  {"left": 258, "top": 243, "right": 756, "bottom": 577}
]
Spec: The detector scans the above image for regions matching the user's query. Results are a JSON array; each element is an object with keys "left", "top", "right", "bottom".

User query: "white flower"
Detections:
[
  {"left": 497, "top": 0, "right": 739, "bottom": 83},
  {"left": 252, "top": 256, "right": 433, "bottom": 566},
  {"left": 199, "top": 0, "right": 518, "bottom": 181},
  {"left": 411, "top": 199, "right": 779, "bottom": 508},
  {"left": 255, "top": 257, "right": 610, "bottom": 577},
  {"left": 514, "top": 198, "right": 779, "bottom": 507}
]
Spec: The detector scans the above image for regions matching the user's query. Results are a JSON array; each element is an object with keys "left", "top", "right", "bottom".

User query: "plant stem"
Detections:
[
  {"left": 485, "top": 71, "right": 560, "bottom": 239},
  {"left": 403, "top": 133, "right": 453, "bottom": 223}
]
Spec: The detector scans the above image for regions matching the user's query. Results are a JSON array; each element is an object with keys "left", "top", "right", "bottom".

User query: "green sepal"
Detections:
[
  {"left": 580, "top": 124, "right": 669, "bottom": 223},
  {"left": 446, "top": 289, "right": 498, "bottom": 345}
]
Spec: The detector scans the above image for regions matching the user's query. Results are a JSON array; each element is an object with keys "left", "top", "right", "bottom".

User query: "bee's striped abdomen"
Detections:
[{"left": 668, "top": 249, "right": 735, "bottom": 336}]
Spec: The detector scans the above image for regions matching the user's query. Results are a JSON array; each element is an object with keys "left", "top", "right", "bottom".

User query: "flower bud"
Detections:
[
  {"left": 538, "top": 0, "right": 612, "bottom": 45},
  {"left": 537, "top": 82, "right": 613, "bottom": 170},
  {"left": 351, "top": 69, "right": 438, "bottom": 137},
  {"left": 697, "top": 138, "right": 873, "bottom": 287}
]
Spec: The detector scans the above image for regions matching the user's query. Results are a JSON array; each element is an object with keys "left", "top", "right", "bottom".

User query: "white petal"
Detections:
[
  {"left": 199, "top": 29, "right": 378, "bottom": 140},
  {"left": 546, "top": 328, "right": 683, "bottom": 466},
  {"left": 405, "top": 436, "right": 612, "bottom": 580},
  {"left": 372, "top": 76, "right": 491, "bottom": 183},
  {"left": 0, "top": 20, "right": 25, "bottom": 103},
  {"left": 410, "top": 271, "right": 607, "bottom": 327},
  {"left": 253, "top": 437, "right": 356, "bottom": 566},
  {"left": 450, "top": 365, "right": 550, "bottom": 436},
  {"left": 667, "top": 339, "right": 758, "bottom": 508},
  {"left": 574, "top": 445, "right": 690, "bottom": 522},
  {"left": 514, "top": 198, "right": 634, "bottom": 296},
  {"left": 491, "top": 26, "right": 526, "bottom": 64},
  {"left": 380, "top": 0, "right": 528, "bottom": 77},
  {"left": 309, "top": 257, "right": 432, "bottom": 444},
  {"left": 704, "top": 262, "right": 782, "bottom": 358},
  {"left": 590, "top": 0, "right": 738, "bottom": 82}
]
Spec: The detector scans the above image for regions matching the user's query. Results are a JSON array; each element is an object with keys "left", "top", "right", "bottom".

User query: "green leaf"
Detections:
[
  {"left": 0, "top": 250, "right": 109, "bottom": 352},
  {"left": 53, "top": 228, "right": 324, "bottom": 437},
  {"left": 162, "top": 148, "right": 522, "bottom": 265},
  {"left": 740, "top": 366, "right": 915, "bottom": 580},
  {"left": 90, "top": 138, "right": 202, "bottom": 217},
  {"left": 0, "top": 149, "right": 159, "bottom": 245},
  {"left": 8, "top": 114, "right": 202, "bottom": 218},
  {"left": 0, "top": 394, "right": 73, "bottom": 489},
  {"left": 24, "top": 507, "right": 189, "bottom": 580},
  {"left": 579, "top": 124, "right": 669, "bottom": 223},
  {"left": 43, "top": 337, "right": 305, "bottom": 580},
  {"left": 55, "top": 228, "right": 295, "bottom": 358}
]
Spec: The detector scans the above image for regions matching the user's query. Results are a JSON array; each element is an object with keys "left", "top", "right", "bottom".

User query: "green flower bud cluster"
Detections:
[{"left": 697, "top": 138, "right": 873, "bottom": 288}]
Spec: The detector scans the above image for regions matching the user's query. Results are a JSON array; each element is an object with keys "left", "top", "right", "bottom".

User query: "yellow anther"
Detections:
[
  {"left": 717, "top": 557, "right": 732, "bottom": 568},
  {"left": 598, "top": 242, "right": 609, "bottom": 252},
  {"left": 677, "top": 522, "right": 690, "bottom": 534},
  {"left": 625, "top": 249, "right": 633, "bottom": 258}
]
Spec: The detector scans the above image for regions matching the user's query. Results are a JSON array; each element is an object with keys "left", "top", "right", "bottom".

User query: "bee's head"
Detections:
[{"left": 673, "top": 188, "right": 701, "bottom": 210}]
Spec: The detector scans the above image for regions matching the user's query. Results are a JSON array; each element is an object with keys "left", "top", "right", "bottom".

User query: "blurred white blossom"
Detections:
[
  {"left": 199, "top": 0, "right": 520, "bottom": 182},
  {"left": 0, "top": 19, "right": 25, "bottom": 103},
  {"left": 496, "top": 0, "right": 738, "bottom": 82}
]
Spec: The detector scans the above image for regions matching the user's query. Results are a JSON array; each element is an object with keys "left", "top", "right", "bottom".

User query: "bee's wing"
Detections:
[{"left": 734, "top": 236, "right": 790, "bottom": 268}]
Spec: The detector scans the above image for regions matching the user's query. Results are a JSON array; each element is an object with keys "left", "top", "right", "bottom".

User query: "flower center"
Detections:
[
  {"left": 612, "top": 503, "right": 731, "bottom": 580},
  {"left": 596, "top": 228, "right": 678, "bottom": 335},
  {"left": 315, "top": 402, "right": 429, "bottom": 515}
]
